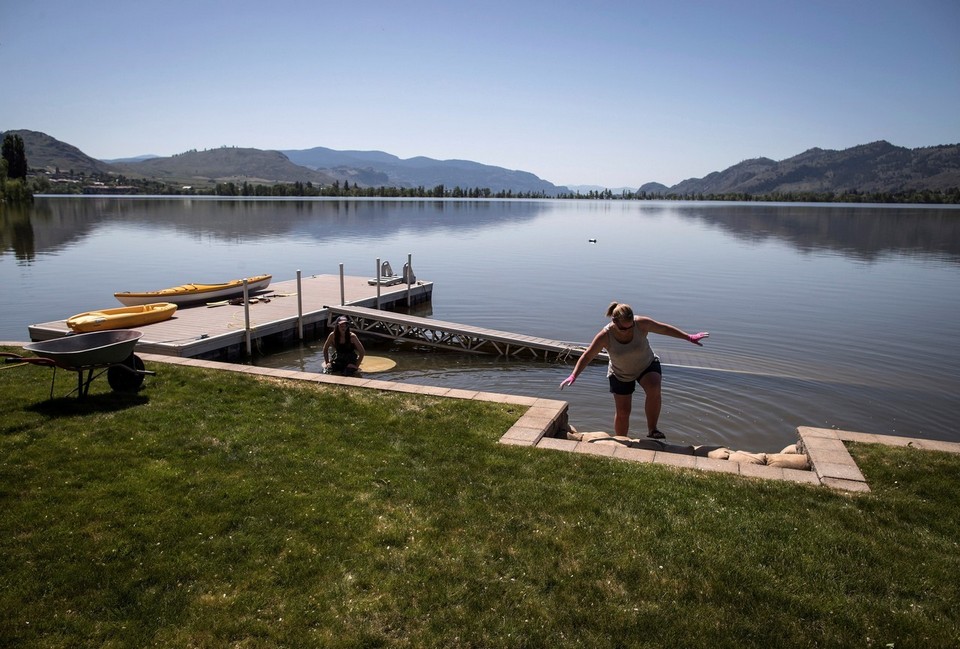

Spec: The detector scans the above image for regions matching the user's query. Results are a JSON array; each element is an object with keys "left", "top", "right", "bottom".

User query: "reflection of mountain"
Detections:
[
  {"left": 2, "top": 198, "right": 551, "bottom": 260},
  {"left": 5, "top": 198, "right": 959, "bottom": 265},
  {"left": 675, "top": 204, "right": 960, "bottom": 263}
]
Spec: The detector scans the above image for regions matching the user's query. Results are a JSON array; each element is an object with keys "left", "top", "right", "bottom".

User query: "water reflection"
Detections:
[
  {"left": 1, "top": 198, "right": 552, "bottom": 261},
  {"left": 0, "top": 204, "right": 35, "bottom": 262},
  {"left": 5, "top": 198, "right": 959, "bottom": 266},
  {"left": 677, "top": 203, "right": 960, "bottom": 262}
]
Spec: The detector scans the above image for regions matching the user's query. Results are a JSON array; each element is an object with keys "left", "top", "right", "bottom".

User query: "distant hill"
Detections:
[
  {"left": 101, "top": 154, "right": 160, "bottom": 164},
  {"left": 113, "top": 147, "right": 337, "bottom": 186},
  {"left": 664, "top": 141, "right": 960, "bottom": 196},
  {"left": 282, "top": 146, "right": 568, "bottom": 195},
  {"left": 638, "top": 182, "right": 669, "bottom": 193},
  {"left": 3, "top": 129, "right": 114, "bottom": 176}
]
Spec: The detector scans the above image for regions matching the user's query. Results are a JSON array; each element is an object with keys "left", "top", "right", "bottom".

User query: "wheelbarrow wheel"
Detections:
[{"left": 107, "top": 354, "right": 145, "bottom": 393}]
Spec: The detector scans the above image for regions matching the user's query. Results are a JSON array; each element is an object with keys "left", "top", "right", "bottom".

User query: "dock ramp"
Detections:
[{"left": 325, "top": 305, "right": 589, "bottom": 362}]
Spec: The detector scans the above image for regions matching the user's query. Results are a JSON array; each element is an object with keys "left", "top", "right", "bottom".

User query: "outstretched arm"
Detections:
[
  {"left": 560, "top": 329, "right": 607, "bottom": 389},
  {"left": 638, "top": 317, "right": 709, "bottom": 346}
]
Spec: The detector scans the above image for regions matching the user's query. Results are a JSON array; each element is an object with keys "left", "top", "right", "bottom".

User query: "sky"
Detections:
[{"left": 2, "top": 1, "right": 958, "bottom": 188}]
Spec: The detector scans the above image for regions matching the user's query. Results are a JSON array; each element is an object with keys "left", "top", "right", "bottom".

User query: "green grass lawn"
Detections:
[{"left": 2, "top": 347, "right": 959, "bottom": 648}]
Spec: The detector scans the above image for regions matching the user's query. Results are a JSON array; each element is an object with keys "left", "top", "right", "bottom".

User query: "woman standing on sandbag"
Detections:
[{"left": 560, "top": 301, "right": 708, "bottom": 439}]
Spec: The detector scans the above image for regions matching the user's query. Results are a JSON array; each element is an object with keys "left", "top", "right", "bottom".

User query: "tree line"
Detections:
[
  {"left": 211, "top": 180, "right": 552, "bottom": 199},
  {"left": 11, "top": 150, "right": 960, "bottom": 204},
  {"left": 560, "top": 188, "right": 960, "bottom": 204}
]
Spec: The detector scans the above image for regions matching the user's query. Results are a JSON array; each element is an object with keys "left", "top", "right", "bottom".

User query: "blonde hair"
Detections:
[{"left": 605, "top": 301, "right": 633, "bottom": 321}]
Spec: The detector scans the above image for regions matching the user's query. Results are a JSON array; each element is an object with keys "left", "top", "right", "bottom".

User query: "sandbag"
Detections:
[
  {"left": 728, "top": 451, "right": 768, "bottom": 465},
  {"left": 694, "top": 445, "right": 730, "bottom": 458},
  {"left": 593, "top": 438, "right": 630, "bottom": 447},
  {"left": 766, "top": 453, "right": 810, "bottom": 470},
  {"left": 568, "top": 431, "right": 615, "bottom": 442},
  {"left": 780, "top": 443, "right": 799, "bottom": 455}
]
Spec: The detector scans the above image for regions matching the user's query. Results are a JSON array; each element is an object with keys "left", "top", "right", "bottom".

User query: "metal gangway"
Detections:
[{"left": 325, "top": 305, "right": 588, "bottom": 362}]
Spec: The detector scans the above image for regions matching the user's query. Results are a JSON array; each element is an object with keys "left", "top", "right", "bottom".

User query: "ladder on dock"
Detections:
[{"left": 326, "top": 305, "right": 590, "bottom": 362}]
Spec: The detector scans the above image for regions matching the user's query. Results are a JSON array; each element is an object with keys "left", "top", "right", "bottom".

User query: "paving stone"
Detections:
[
  {"left": 537, "top": 437, "right": 578, "bottom": 452},
  {"left": 739, "top": 463, "right": 784, "bottom": 481},
  {"left": 576, "top": 442, "right": 616, "bottom": 457},
  {"left": 801, "top": 435, "right": 848, "bottom": 452},
  {"left": 694, "top": 456, "right": 740, "bottom": 475},
  {"left": 797, "top": 426, "right": 840, "bottom": 439},
  {"left": 499, "top": 436, "right": 536, "bottom": 447},
  {"left": 653, "top": 452, "right": 697, "bottom": 469},
  {"left": 813, "top": 461, "right": 865, "bottom": 482},
  {"left": 822, "top": 477, "right": 872, "bottom": 492},
  {"left": 780, "top": 468, "right": 822, "bottom": 485},
  {"left": 499, "top": 426, "right": 543, "bottom": 445},
  {"left": 807, "top": 447, "right": 856, "bottom": 465},
  {"left": 444, "top": 388, "right": 481, "bottom": 400},
  {"left": 913, "top": 439, "right": 960, "bottom": 454},
  {"left": 612, "top": 446, "right": 657, "bottom": 463}
]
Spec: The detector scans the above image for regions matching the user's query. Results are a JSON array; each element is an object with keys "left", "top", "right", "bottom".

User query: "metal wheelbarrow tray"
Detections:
[{"left": 3, "top": 330, "right": 154, "bottom": 399}]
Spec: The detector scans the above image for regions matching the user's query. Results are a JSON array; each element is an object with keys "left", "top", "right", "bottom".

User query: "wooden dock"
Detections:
[
  {"left": 27, "top": 275, "right": 433, "bottom": 360},
  {"left": 326, "top": 305, "right": 590, "bottom": 362}
]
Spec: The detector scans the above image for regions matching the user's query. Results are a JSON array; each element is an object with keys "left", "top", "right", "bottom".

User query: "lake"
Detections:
[{"left": 2, "top": 197, "right": 958, "bottom": 452}]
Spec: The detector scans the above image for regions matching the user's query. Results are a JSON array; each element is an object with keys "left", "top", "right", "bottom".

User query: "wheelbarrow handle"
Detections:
[{"left": 1, "top": 352, "right": 56, "bottom": 367}]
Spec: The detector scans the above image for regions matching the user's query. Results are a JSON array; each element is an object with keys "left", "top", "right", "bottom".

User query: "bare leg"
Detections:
[
  {"left": 639, "top": 371, "right": 663, "bottom": 434},
  {"left": 613, "top": 393, "right": 633, "bottom": 437}
]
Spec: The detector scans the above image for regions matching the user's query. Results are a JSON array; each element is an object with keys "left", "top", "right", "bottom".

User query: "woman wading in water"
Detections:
[
  {"left": 560, "top": 302, "right": 708, "bottom": 439},
  {"left": 323, "top": 315, "right": 365, "bottom": 376}
]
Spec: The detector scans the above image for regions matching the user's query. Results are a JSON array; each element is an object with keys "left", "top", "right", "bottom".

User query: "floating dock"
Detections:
[{"left": 28, "top": 274, "right": 433, "bottom": 360}]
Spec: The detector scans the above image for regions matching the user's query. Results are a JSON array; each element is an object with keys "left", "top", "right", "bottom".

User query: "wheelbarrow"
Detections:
[{"left": 2, "top": 330, "right": 154, "bottom": 399}]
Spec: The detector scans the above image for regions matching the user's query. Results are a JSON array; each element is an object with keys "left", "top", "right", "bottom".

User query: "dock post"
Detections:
[
  {"left": 296, "top": 270, "right": 303, "bottom": 340},
  {"left": 339, "top": 264, "right": 345, "bottom": 305},
  {"left": 243, "top": 279, "right": 252, "bottom": 356},
  {"left": 375, "top": 257, "right": 381, "bottom": 309},
  {"left": 406, "top": 252, "right": 412, "bottom": 307}
]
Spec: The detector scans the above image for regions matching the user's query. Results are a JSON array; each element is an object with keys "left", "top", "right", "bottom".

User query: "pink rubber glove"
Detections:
[
  {"left": 560, "top": 373, "right": 576, "bottom": 389},
  {"left": 688, "top": 332, "right": 709, "bottom": 346}
]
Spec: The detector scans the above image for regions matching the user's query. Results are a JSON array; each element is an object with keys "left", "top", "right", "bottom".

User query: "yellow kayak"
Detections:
[
  {"left": 67, "top": 302, "right": 178, "bottom": 332},
  {"left": 114, "top": 274, "right": 272, "bottom": 306}
]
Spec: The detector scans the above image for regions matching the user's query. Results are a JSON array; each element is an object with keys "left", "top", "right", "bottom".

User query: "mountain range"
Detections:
[
  {"left": 661, "top": 141, "right": 960, "bottom": 196},
  {"left": 4, "top": 129, "right": 959, "bottom": 196}
]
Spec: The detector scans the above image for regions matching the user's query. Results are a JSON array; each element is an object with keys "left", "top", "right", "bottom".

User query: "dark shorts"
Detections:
[
  {"left": 608, "top": 359, "right": 662, "bottom": 395},
  {"left": 331, "top": 352, "right": 359, "bottom": 375}
]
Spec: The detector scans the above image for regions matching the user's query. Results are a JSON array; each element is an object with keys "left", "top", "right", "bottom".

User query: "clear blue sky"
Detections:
[{"left": 2, "top": 0, "right": 958, "bottom": 188}]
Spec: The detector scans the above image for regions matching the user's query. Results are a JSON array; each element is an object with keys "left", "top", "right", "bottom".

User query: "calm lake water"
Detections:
[{"left": 2, "top": 197, "right": 959, "bottom": 452}]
